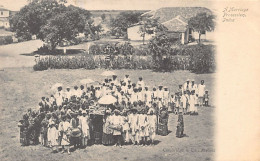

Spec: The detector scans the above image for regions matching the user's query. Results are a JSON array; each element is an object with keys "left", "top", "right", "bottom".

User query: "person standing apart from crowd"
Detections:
[
  {"left": 198, "top": 80, "right": 206, "bottom": 106},
  {"left": 176, "top": 113, "right": 184, "bottom": 138},
  {"left": 204, "top": 90, "right": 209, "bottom": 107}
]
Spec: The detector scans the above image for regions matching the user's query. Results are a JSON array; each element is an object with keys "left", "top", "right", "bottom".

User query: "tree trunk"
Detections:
[
  {"left": 198, "top": 33, "right": 201, "bottom": 44},
  {"left": 143, "top": 34, "right": 145, "bottom": 45}
]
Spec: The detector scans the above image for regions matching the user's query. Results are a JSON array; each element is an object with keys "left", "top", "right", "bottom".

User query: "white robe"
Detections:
[
  {"left": 58, "top": 121, "right": 71, "bottom": 146},
  {"left": 148, "top": 115, "right": 156, "bottom": 139},
  {"left": 79, "top": 116, "right": 89, "bottom": 138},
  {"left": 55, "top": 92, "right": 63, "bottom": 107},
  {"left": 198, "top": 84, "right": 206, "bottom": 97},
  {"left": 189, "top": 95, "right": 197, "bottom": 112},
  {"left": 138, "top": 114, "right": 148, "bottom": 137},
  {"left": 47, "top": 126, "right": 58, "bottom": 146}
]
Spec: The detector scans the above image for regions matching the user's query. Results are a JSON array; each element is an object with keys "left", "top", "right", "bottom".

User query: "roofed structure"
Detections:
[
  {"left": 142, "top": 7, "right": 212, "bottom": 23},
  {"left": 162, "top": 15, "right": 188, "bottom": 32}
]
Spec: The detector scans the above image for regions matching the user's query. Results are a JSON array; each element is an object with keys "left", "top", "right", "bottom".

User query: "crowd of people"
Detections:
[{"left": 18, "top": 74, "right": 209, "bottom": 154}]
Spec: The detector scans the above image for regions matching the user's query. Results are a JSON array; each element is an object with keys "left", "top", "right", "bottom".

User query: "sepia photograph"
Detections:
[{"left": 0, "top": 0, "right": 259, "bottom": 161}]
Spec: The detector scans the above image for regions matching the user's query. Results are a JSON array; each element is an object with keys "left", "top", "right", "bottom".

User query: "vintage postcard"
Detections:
[{"left": 0, "top": 0, "right": 259, "bottom": 161}]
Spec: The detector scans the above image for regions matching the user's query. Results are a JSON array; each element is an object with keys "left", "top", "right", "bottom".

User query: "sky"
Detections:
[{"left": 0, "top": 0, "right": 215, "bottom": 11}]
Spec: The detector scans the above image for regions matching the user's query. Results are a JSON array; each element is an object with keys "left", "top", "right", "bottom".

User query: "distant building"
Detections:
[
  {"left": 127, "top": 7, "right": 214, "bottom": 44},
  {"left": 0, "top": 6, "right": 10, "bottom": 29},
  {"left": 127, "top": 24, "right": 155, "bottom": 41}
]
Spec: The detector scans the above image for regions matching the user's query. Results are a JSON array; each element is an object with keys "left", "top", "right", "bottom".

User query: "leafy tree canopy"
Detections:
[
  {"left": 138, "top": 17, "right": 167, "bottom": 44},
  {"left": 188, "top": 12, "right": 215, "bottom": 43},
  {"left": 110, "top": 11, "right": 142, "bottom": 37},
  {"left": 10, "top": 0, "right": 93, "bottom": 50}
]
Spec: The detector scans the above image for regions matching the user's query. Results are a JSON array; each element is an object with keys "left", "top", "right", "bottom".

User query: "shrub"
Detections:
[
  {"left": 33, "top": 43, "right": 216, "bottom": 74},
  {"left": 189, "top": 44, "right": 216, "bottom": 73},
  {"left": 0, "top": 36, "right": 13, "bottom": 45}
]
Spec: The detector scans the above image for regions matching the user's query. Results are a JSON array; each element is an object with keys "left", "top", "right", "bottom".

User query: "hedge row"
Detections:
[{"left": 33, "top": 44, "right": 216, "bottom": 73}]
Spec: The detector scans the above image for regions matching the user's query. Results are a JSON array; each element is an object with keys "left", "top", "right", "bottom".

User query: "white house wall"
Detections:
[
  {"left": 0, "top": 11, "right": 9, "bottom": 18},
  {"left": 192, "top": 31, "right": 214, "bottom": 41},
  {"left": 127, "top": 25, "right": 155, "bottom": 41}
]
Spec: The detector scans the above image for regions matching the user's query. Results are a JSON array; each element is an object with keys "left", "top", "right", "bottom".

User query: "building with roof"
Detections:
[
  {"left": 0, "top": 5, "right": 17, "bottom": 29},
  {"left": 127, "top": 23, "right": 155, "bottom": 41},
  {"left": 128, "top": 7, "right": 214, "bottom": 44}
]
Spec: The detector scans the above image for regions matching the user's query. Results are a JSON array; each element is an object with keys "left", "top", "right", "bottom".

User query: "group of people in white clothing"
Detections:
[
  {"left": 171, "top": 79, "right": 208, "bottom": 115},
  {"left": 18, "top": 74, "right": 209, "bottom": 155}
]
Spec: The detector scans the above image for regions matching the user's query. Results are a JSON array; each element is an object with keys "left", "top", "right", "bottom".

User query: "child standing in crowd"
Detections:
[
  {"left": 122, "top": 111, "right": 130, "bottom": 144},
  {"left": 47, "top": 121, "right": 59, "bottom": 152},
  {"left": 111, "top": 109, "right": 123, "bottom": 147},
  {"left": 204, "top": 90, "right": 209, "bottom": 107},
  {"left": 79, "top": 111, "right": 90, "bottom": 148},
  {"left": 59, "top": 116, "right": 71, "bottom": 154},
  {"left": 102, "top": 110, "right": 114, "bottom": 145},
  {"left": 147, "top": 109, "right": 156, "bottom": 145},
  {"left": 138, "top": 109, "right": 148, "bottom": 146},
  {"left": 129, "top": 108, "right": 139, "bottom": 145}
]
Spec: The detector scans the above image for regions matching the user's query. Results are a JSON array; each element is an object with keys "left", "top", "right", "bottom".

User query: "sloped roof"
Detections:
[
  {"left": 162, "top": 15, "right": 188, "bottom": 32},
  {"left": 0, "top": 6, "right": 9, "bottom": 11},
  {"left": 143, "top": 7, "right": 212, "bottom": 23},
  {"left": 141, "top": 10, "right": 155, "bottom": 17}
]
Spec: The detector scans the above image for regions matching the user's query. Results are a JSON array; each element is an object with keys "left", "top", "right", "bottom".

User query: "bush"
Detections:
[
  {"left": 89, "top": 42, "right": 134, "bottom": 56},
  {"left": 188, "top": 44, "right": 216, "bottom": 73},
  {"left": 0, "top": 36, "right": 13, "bottom": 45},
  {"left": 33, "top": 43, "right": 216, "bottom": 74}
]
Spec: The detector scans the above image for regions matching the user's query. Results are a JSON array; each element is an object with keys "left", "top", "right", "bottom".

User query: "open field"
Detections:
[{"left": 0, "top": 68, "right": 215, "bottom": 161}]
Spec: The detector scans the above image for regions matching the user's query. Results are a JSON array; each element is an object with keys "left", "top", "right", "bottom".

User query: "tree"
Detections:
[
  {"left": 101, "top": 13, "right": 106, "bottom": 21},
  {"left": 148, "top": 33, "right": 172, "bottom": 71},
  {"left": 84, "top": 19, "right": 103, "bottom": 40},
  {"left": 188, "top": 12, "right": 215, "bottom": 43},
  {"left": 10, "top": 0, "right": 93, "bottom": 50},
  {"left": 138, "top": 17, "right": 167, "bottom": 45},
  {"left": 110, "top": 11, "right": 142, "bottom": 38}
]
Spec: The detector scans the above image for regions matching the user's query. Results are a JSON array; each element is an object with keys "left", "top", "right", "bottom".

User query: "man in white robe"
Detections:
[
  {"left": 137, "top": 77, "right": 145, "bottom": 89},
  {"left": 198, "top": 80, "right": 206, "bottom": 106}
]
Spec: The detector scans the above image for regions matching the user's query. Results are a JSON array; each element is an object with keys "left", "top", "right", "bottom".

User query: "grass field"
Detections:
[{"left": 0, "top": 68, "right": 215, "bottom": 161}]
